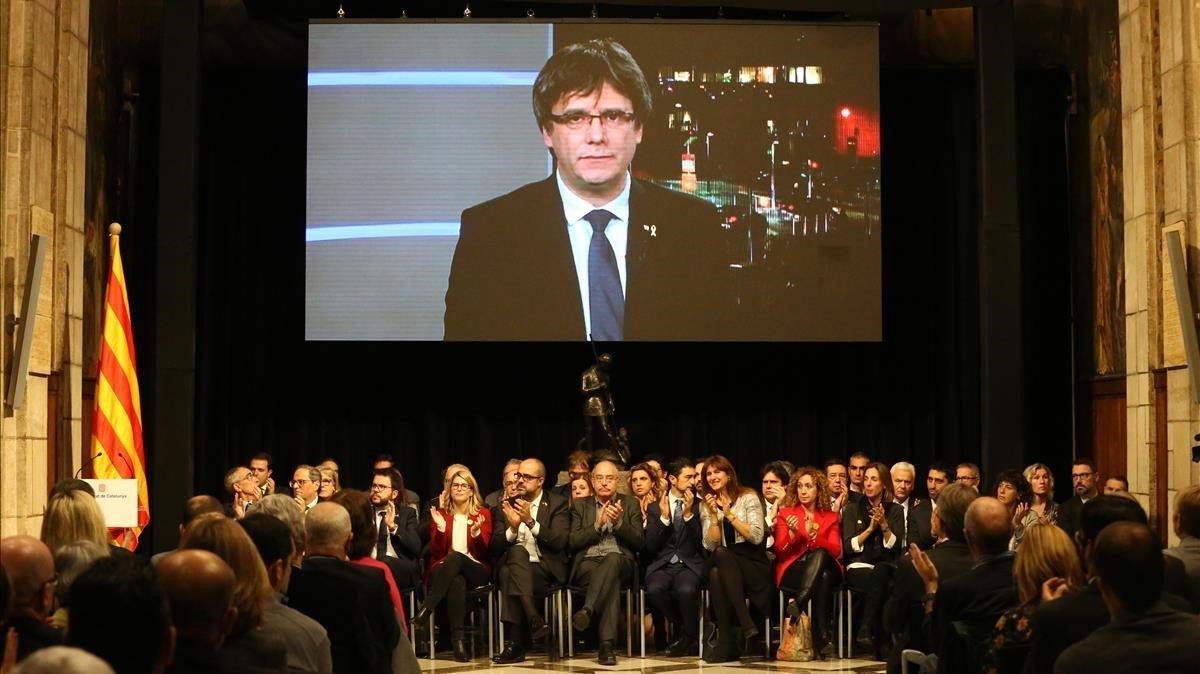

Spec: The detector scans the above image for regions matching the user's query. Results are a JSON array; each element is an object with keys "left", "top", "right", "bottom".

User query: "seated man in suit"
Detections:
[
  {"left": 1054, "top": 521, "right": 1200, "bottom": 674},
  {"left": 484, "top": 459, "right": 523, "bottom": 509},
  {"left": 444, "top": 37, "right": 731, "bottom": 342},
  {"left": 289, "top": 502, "right": 399, "bottom": 674},
  {"left": 568, "top": 460, "right": 645, "bottom": 666},
  {"left": 1054, "top": 457, "right": 1100, "bottom": 540},
  {"left": 891, "top": 462, "right": 934, "bottom": 550},
  {"left": 1165, "top": 484, "right": 1200, "bottom": 610},
  {"left": 825, "top": 458, "right": 863, "bottom": 520},
  {"left": 368, "top": 467, "right": 421, "bottom": 589},
  {"left": 644, "top": 457, "right": 705, "bottom": 656},
  {"left": 491, "top": 458, "right": 571, "bottom": 664},
  {"left": 883, "top": 483, "right": 978, "bottom": 674},
  {"left": 911, "top": 496, "right": 1016, "bottom": 674}
]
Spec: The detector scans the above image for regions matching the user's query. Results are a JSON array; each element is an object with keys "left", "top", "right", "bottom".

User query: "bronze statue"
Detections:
[{"left": 581, "top": 353, "right": 630, "bottom": 466}]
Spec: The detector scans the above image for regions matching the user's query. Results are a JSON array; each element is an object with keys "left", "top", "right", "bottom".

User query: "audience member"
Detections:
[
  {"left": 39, "top": 490, "right": 108, "bottom": 556},
  {"left": 367, "top": 467, "right": 421, "bottom": 589},
  {"left": 883, "top": 483, "right": 977, "bottom": 674},
  {"left": 288, "top": 502, "right": 398, "bottom": 674},
  {"left": 10, "top": 646, "right": 114, "bottom": 674},
  {"left": 570, "top": 476, "right": 592, "bottom": 502},
  {"left": 224, "top": 466, "right": 260, "bottom": 519},
  {"left": 956, "top": 462, "right": 982, "bottom": 491},
  {"left": 643, "top": 458, "right": 704, "bottom": 656},
  {"left": 915, "top": 496, "right": 1016, "bottom": 674},
  {"left": 926, "top": 462, "right": 950, "bottom": 505},
  {"left": 760, "top": 461, "right": 792, "bottom": 552},
  {"left": 774, "top": 466, "right": 842, "bottom": 659},
  {"left": 327, "top": 490, "right": 417, "bottom": 671},
  {"left": 1165, "top": 484, "right": 1200, "bottom": 608},
  {"left": 47, "top": 479, "right": 95, "bottom": 501},
  {"left": 484, "top": 459, "right": 523, "bottom": 508},
  {"left": 842, "top": 462, "right": 903, "bottom": 657},
  {"left": 567, "top": 460, "right": 644, "bottom": 666},
  {"left": 892, "top": 461, "right": 934, "bottom": 550},
  {"left": 492, "top": 458, "right": 569, "bottom": 664},
  {"left": 238, "top": 514, "right": 332, "bottom": 674},
  {"left": 152, "top": 495, "right": 224, "bottom": 566},
  {"left": 1022, "top": 494, "right": 1151, "bottom": 674},
  {"left": 249, "top": 495, "right": 304, "bottom": 565},
  {"left": 551, "top": 449, "right": 592, "bottom": 499},
  {"left": 1011, "top": 464, "right": 1058, "bottom": 550},
  {"left": 178, "top": 514, "right": 287, "bottom": 671},
  {"left": 49, "top": 541, "right": 107, "bottom": 631},
  {"left": 414, "top": 468, "right": 492, "bottom": 662},
  {"left": 629, "top": 462, "right": 661, "bottom": 525},
  {"left": 980, "top": 523, "right": 1083, "bottom": 674},
  {"left": 1102, "top": 474, "right": 1129, "bottom": 494},
  {"left": 291, "top": 466, "right": 321, "bottom": 513},
  {"left": 372, "top": 455, "right": 420, "bottom": 510},
  {"left": 848, "top": 452, "right": 871, "bottom": 494},
  {"left": 69, "top": 554, "right": 173, "bottom": 674},
  {"left": 0, "top": 537, "right": 61, "bottom": 661},
  {"left": 1054, "top": 522, "right": 1200, "bottom": 674},
  {"left": 248, "top": 452, "right": 274, "bottom": 496},
  {"left": 699, "top": 455, "right": 770, "bottom": 663},
  {"left": 992, "top": 469, "right": 1032, "bottom": 547},
  {"left": 825, "top": 458, "right": 862, "bottom": 515},
  {"left": 1055, "top": 457, "right": 1099, "bottom": 540},
  {"left": 316, "top": 466, "right": 340, "bottom": 501},
  {"left": 643, "top": 454, "right": 669, "bottom": 495}
]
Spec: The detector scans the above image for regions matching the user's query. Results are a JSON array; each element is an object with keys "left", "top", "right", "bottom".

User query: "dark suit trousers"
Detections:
[
  {"left": 576, "top": 553, "right": 633, "bottom": 643},
  {"left": 847, "top": 562, "right": 897, "bottom": 644},
  {"left": 498, "top": 546, "right": 553, "bottom": 643},
  {"left": 645, "top": 564, "right": 701, "bottom": 641}
]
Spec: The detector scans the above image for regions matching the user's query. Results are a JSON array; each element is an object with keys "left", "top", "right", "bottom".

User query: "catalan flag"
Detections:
[{"left": 89, "top": 223, "right": 149, "bottom": 550}]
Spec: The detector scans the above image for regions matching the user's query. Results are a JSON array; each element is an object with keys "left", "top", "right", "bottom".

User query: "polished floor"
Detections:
[{"left": 416, "top": 654, "right": 887, "bottom": 673}]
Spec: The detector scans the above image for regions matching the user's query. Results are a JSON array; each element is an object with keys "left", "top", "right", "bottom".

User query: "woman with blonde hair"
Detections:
[
  {"left": 317, "top": 465, "right": 340, "bottom": 501},
  {"left": 982, "top": 522, "right": 1084, "bottom": 674},
  {"left": 1010, "top": 463, "right": 1058, "bottom": 550},
  {"left": 179, "top": 513, "right": 286, "bottom": 669},
  {"left": 414, "top": 467, "right": 492, "bottom": 662},
  {"left": 40, "top": 490, "right": 109, "bottom": 555}
]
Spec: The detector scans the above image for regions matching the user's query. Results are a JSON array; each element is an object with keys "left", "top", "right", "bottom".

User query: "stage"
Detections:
[{"left": 417, "top": 654, "right": 886, "bottom": 673}]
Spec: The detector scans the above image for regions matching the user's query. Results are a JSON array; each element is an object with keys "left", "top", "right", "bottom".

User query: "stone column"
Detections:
[
  {"left": 0, "top": 0, "right": 88, "bottom": 537},
  {"left": 1119, "top": 0, "right": 1200, "bottom": 544}
]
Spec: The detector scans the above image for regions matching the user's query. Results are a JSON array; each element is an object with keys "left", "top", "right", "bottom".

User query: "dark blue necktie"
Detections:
[{"left": 585, "top": 209, "right": 624, "bottom": 341}]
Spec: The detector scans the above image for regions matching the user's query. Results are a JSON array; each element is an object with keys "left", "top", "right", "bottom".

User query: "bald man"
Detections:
[
  {"left": 288, "top": 502, "right": 397, "bottom": 674},
  {"left": 0, "top": 536, "right": 62, "bottom": 661},
  {"left": 158, "top": 549, "right": 238, "bottom": 671},
  {"left": 567, "top": 460, "right": 644, "bottom": 666},
  {"left": 924, "top": 497, "right": 1016, "bottom": 674},
  {"left": 69, "top": 554, "right": 174, "bottom": 674}
]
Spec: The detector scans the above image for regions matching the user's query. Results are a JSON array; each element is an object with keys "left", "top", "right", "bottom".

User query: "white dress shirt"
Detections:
[
  {"left": 555, "top": 171, "right": 630, "bottom": 339},
  {"left": 505, "top": 490, "right": 544, "bottom": 563},
  {"left": 658, "top": 491, "right": 696, "bottom": 526}
]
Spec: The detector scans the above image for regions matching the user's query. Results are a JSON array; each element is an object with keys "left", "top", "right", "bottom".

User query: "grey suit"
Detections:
[{"left": 568, "top": 493, "right": 645, "bottom": 642}]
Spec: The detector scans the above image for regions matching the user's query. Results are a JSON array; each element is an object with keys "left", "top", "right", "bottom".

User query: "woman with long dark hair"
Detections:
[
  {"left": 699, "top": 455, "right": 771, "bottom": 663},
  {"left": 774, "top": 466, "right": 842, "bottom": 659},
  {"left": 841, "top": 462, "right": 901, "bottom": 658}
]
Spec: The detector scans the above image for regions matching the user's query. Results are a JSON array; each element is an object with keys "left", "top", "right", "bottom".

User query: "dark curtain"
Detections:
[{"left": 153, "top": 45, "right": 1073, "bottom": 504}]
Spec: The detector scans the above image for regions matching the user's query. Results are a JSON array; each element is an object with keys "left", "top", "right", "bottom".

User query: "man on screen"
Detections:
[{"left": 444, "top": 38, "right": 731, "bottom": 341}]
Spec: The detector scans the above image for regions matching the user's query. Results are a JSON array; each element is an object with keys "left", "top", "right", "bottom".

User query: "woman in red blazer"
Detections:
[
  {"left": 413, "top": 466, "right": 492, "bottom": 662},
  {"left": 774, "top": 466, "right": 842, "bottom": 659}
]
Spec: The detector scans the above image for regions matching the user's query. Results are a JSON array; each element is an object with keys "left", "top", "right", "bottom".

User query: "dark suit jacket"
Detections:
[
  {"left": 3, "top": 614, "right": 62, "bottom": 661},
  {"left": 489, "top": 489, "right": 571, "bottom": 584},
  {"left": 932, "top": 552, "right": 1017, "bottom": 674},
  {"left": 1053, "top": 601, "right": 1200, "bottom": 674},
  {"left": 567, "top": 493, "right": 645, "bottom": 580},
  {"left": 377, "top": 503, "right": 422, "bottom": 562},
  {"left": 884, "top": 539, "right": 974, "bottom": 653},
  {"left": 903, "top": 498, "right": 935, "bottom": 550},
  {"left": 444, "top": 175, "right": 733, "bottom": 341},
  {"left": 1055, "top": 495, "right": 1085, "bottom": 539},
  {"left": 287, "top": 556, "right": 399, "bottom": 674},
  {"left": 644, "top": 497, "right": 706, "bottom": 578},
  {"left": 841, "top": 498, "right": 906, "bottom": 565}
]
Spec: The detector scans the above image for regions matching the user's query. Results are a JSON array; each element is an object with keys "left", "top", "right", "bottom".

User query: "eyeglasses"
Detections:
[
  {"left": 1071, "top": 472, "right": 1095, "bottom": 480},
  {"left": 549, "top": 110, "right": 637, "bottom": 131},
  {"left": 592, "top": 475, "right": 617, "bottom": 484},
  {"left": 517, "top": 473, "right": 543, "bottom": 482},
  {"left": 369, "top": 483, "right": 392, "bottom": 492},
  {"left": 290, "top": 479, "right": 312, "bottom": 488},
  {"left": 450, "top": 482, "right": 471, "bottom": 491}
]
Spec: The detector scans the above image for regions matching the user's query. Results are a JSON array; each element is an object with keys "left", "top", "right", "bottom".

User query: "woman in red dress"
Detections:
[
  {"left": 413, "top": 467, "right": 492, "bottom": 662},
  {"left": 774, "top": 466, "right": 842, "bottom": 659}
]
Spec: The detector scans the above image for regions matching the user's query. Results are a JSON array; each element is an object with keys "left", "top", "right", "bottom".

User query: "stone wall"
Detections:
[
  {"left": 0, "top": 0, "right": 88, "bottom": 536},
  {"left": 1119, "top": 0, "right": 1200, "bottom": 544}
]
